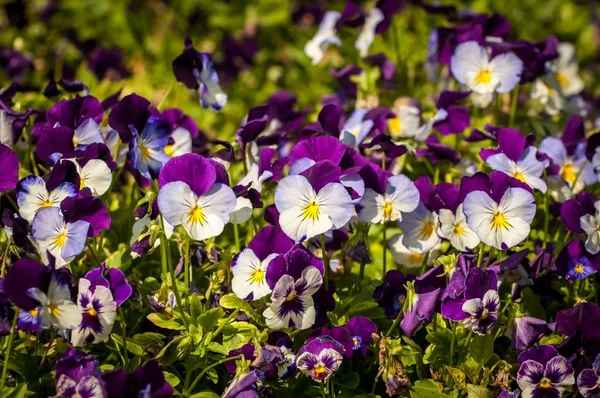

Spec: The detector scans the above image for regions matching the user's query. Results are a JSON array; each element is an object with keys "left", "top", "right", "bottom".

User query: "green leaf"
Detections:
[
  {"left": 198, "top": 308, "right": 225, "bottom": 332},
  {"left": 156, "top": 336, "right": 184, "bottom": 366},
  {"left": 146, "top": 313, "right": 185, "bottom": 330},
  {"left": 219, "top": 294, "right": 258, "bottom": 319},
  {"left": 189, "top": 393, "right": 220, "bottom": 398},
  {"left": 469, "top": 333, "right": 494, "bottom": 364},
  {"left": 446, "top": 366, "right": 467, "bottom": 390},
  {"left": 539, "top": 334, "right": 566, "bottom": 345},
  {"left": 163, "top": 372, "right": 180, "bottom": 388},
  {"left": 520, "top": 288, "right": 546, "bottom": 319},
  {"left": 334, "top": 371, "right": 360, "bottom": 389},
  {"left": 111, "top": 334, "right": 145, "bottom": 356},
  {"left": 189, "top": 294, "right": 204, "bottom": 320},
  {"left": 0, "top": 383, "right": 28, "bottom": 398},
  {"left": 466, "top": 384, "right": 494, "bottom": 398},
  {"left": 410, "top": 380, "right": 450, "bottom": 398},
  {"left": 133, "top": 332, "right": 165, "bottom": 346}
]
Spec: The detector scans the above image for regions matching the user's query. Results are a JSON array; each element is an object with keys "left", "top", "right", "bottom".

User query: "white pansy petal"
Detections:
[
  {"left": 230, "top": 197, "right": 253, "bottom": 224},
  {"left": 49, "top": 182, "right": 79, "bottom": 204},
  {"left": 489, "top": 52, "right": 523, "bottom": 93},
  {"left": 501, "top": 188, "right": 536, "bottom": 224},
  {"left": 157, "top": 181, "right": 196, "bottom": 227},
  {"left": 357, "top": 188, "right": 384, "bottom": 223},
  {"left": 538, "top": 137, "right": 567, "bottom": 165},
  {"left": 73, "top": 119, "right": 104, "bottom": 148},
  {"left": 183, "top": 212, "right": 226, "bottom": 241},
  {"left": 53, "top": 300, "right": 83, "bottom": 330},
  {"left": 486, "top": 153, "right": 515, "bottom": 175},
  {"left": 80, "top": 159, "right": 112, "bottom": 196},
  {"left": 198, "top": 183, "right": 237, "bottom": 220},
  {"left": 355, "top": 7, "right": 384, "bottom": 57},
  {"left": 463, "top": 191, "right": 496, "bottom": 232},
  {"left": 275, "top": 175, "right": 315, "bottom": 212},
  {"left": 387, "top": 175, "right": 420, "bottom": 213},
  {"left": 461, "top": 298, "right": 482, "bottom": 316},
  {"left": 278, "top": 206, "right": 333, "bottom": 242},
  {"left": 317, "top": 182, "right": 354, "bottom": 229},
  {"left": 31, "top": 207, "right": 64, "bottom": 241},
  {"left": 451, "top": 41, "right": 489, "bottom": 85},
  {"left": 289, "top": 158, "right": 316, "bottom": 176}
]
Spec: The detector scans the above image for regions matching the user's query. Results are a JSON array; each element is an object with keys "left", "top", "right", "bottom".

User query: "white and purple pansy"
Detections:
[
  {"left": 274, "top": 160, "right": 354, "bottom": 242},
  {"left": 357, "top": 163, "right": 420, "bottom": 224},
  {"left": 339, "top": 108, "right": 374, "bottom": 147},
  {"left": 263, "top": 266, "right": 323, "bottom": 330},
  {"left": 461, "top": 172, "right": 536, "bottom": 250},
  {"left": 397, "top": 202, "right": 439, "bottom": 254},
  {"left": 304, "top": 11, "right": 342, "bottom": 65},
  {"left": 578, "top": 354, "right": 600, "bottom": 398},
  {"left": 157, "top": 153, "right": 237, "bottom": 241},
  {"left": 26, "top": 271, "right": 82, "bottom": 330},
  {"left": 31, "top": 207, "right": 90, "bottom": 268},
  {"left": 355, "top": 7, "right": 384, "bottom": 58},
  {"left": 517, "top": 345, "right": 575, "bottom": 398},
  {"left": 54, "top": 348, "right": 107, "bottom": 398},
  {"left": 16, "top": 175, "right": 78, "bottom": 223},
  {"left": 580, "top": 200, "right": 600, "bottom": 255},
  {"left": 296, "top": 336, "right": 345, "bottom": 382},
  {"left": 71, "top": 278, "right": 117, "bottom": 346},
  {"left": 461, "top": 289, "right": 500, "bottom": 335},
  {"left": 451, "top": 41, "right": 523, "bottom": 107},
  {"left": 231, "top": 226, "right": 294, "bottom": 301},
  {"left": 481, "top": 128, "right": 548, "bottom": 193}
]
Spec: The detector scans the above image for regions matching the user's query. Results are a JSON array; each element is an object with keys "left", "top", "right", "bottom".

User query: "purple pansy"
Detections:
[
  {"left": 374, "top": 270, "right": 413, "bottom": 319},
  {"left": 16, "top": 175, "right": 78, "bottom": 223},
  {"left": 345, "top": 316, "right": 377, "bottom": 356},
  {"left": 578, "top": 354, "right": 600, "bottom": 398},
  {"left": 512, "top": 316, "right": 554, "bottom": 351},
  {"left": 401, "top": 265, "right": 445, "bottom": 337},
  {"left": 102, "top": 360, "right": 173, "bottom": 398},
  {"left": 84, "top": 265, "right": 132, "bottom": 307},
  {"left": 71, "top": 277, "right": 117, "bottom": 347},
  {"left": 54, "top": 348, "right": 106, "bottom": 398},
  {"left": 0, "top": 144, "right": 18, "bottom": 193},
  {"left": 296, "top": 336, "right": 345, "bottom": 382},
  {"left": 517, "top": 345, "right": 575, "bottom": 398},
  {"left": 557, "top": 240, "right": 600, "bottom": 281}
]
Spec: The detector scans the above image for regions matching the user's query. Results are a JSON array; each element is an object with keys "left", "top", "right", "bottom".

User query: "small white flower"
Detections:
[
  {"left": 438, "top": 204, "right": 480, "bottom": 252},
  {"left": 231, "top": 249, "right": 278, "bottom": 301},
  {"left": 304, "top": 11, "right": 342, "bottom": 65},
  {"left": 355, "top": 7, "right": 384, "bottom": 58},
  {"left": 580, "top": 201, "right": 600, "bottom": 255},
  {"left": 398, "top": 203, "right": 440, "bottom": 253}
]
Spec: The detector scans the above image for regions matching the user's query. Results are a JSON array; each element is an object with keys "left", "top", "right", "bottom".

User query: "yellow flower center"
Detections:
[
  {"left": 40, "top": 198, "right": 53, "bottom": 208},
  {"left": 453, "top": 223, "right": 465, "bottom": 236},
  {"left": 164, "top": 144, "right": 174, "bottom": 157},
  {"left": 555, "top": 72, "right": 568, "bottom": 87},
  {"left": 53, "top": 232, "right": 68, "bottom": 249},
  {"left": 301, "top": 201, "right": 320, "bottom": 220},
  {"left": 480, "top": 310, "right": 488, "bottom": 320},
  {"left": 474, "top": 69, "right": 492, "bottom": 85},
  {"left": 398, "top": 295, "right": 406, "bottom": 305},
  {"left": 79, "top": 176, "right": 86, "bottom": 190},
  {"left": 87, "top": 308, "right": 98, "bottom": 317},
  {"left": 538, "top": 379, "right": 552, "bottom": 389},
  {"left": 314, "top": 364, "right": 328, "bottom": 375},
  {"left": 353, "top": 337, "right": 360, "bottom": 347},
  {"left": 139, "top": 143, "right": 151, "bottom": 161},
  {"left": 285, "top": 292, "right": 296, "bottom": 302},
  {"left": 248, "top": 268, "right": 265, "bottom": 284},
  {"left": 574, "top": 263, "right": 585, "bottom": 274},
  {"left": 562, "top": 164, "right": 577, "bottom": 184},
  {"left": 29, "top": 308, "right": 39, "bottom": 317},
  {"left": 388, "top": 117, "right": 401, "bottom": 134},
  {"left": 491, "top": 211, "right": 511, "bottom": 230},
  {"left": 409, "top": 252, "right": 423, "bottom": 265},
  {"left": 73, "top": 138, "right": 79, "bottom": 148},
  {"left": 188, "top": 206, "right": 206, "bottom": 225},
  {"left": 48, "top": 303, "right": 61, "bottom": 316},
  {"left": 513, "top": 171, "right": 526, "bottom": 182},
  {"left": 383, "top": 201, "right": 394, "bottom": 220},
  {"left": 418, "top": 221, "right": 435, "bottom": 239}
]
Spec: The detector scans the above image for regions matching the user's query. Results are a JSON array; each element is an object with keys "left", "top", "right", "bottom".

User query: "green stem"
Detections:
[
  {"left": 509, "top": 86, "right": 520, "bottom": 126},
  {"left": 213, "top": 307, "right": 240, "bottom": 338},
  {"left": 184, "top": 236, "right": 191, "bottom": 313},
  {"left": 119, "top": 307, "right": 129, "bottom": 370},
  {"left": 188, "top": 354, "right": 244, "bottom": 392},
  {"left": 88, "top": 241, "right": 101, "bottom": 267},
  {"left": 1, "top": 311, "right": 18, "bottom": 391},
  {"left": 157, "top": 82, "right": 174, "bottom": 110},
  {"left": 476, "top": 245, "right": 485, "bottom": 268},
  {"left": 320, "top": 234, "right": 330, "bottom": 291},
  {"left": 160, "top": 232, "right": 189, "bottom": 330},
  {"left": 386, "top": 310, "right": 403, "bottom": 336},
  {"left": 38, "top": 329, "right": 56, "bottom": 370},
  {"left": 1, "top": 237, "right": 12, "bottom": 278},
  {"left": 382, "top": 223, "right": 387, "bottom": 276},
  {"left": 233, "top": 223, "right": 240, "bottom": 252},
  {"left": 449, "top": 322, "right": 457, "bottom": 365},
  {"left": 321, "top": 381, "right": 327, "bottom": 398}
]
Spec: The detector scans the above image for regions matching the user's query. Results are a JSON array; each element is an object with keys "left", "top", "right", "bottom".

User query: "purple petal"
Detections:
[{"left": 0, "top": 144, "right": 18, "bottom": 193}]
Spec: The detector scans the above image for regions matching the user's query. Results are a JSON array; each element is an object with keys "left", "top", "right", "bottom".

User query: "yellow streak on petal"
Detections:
[
  {"left": 491, "top": 212, "right": 511, "bottom": 230},
  {"left": 301, "top": 202, "right": 320, "bottom": 220},
  {"left": 474, "top": 69, "right": 492, "bottom": 85}
]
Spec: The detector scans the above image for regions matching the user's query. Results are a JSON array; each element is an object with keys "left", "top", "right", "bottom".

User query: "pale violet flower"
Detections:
[
  {"left": 538, "top": 137, "right": 595, "bottom": 195},
  {"left": 17, "top": 175, "right": 78, "bottom": 223},
  {"left": 232, "top": 249, "right": 278, "bottom": 301},
  {"left": 486, "top": 147, "right": 548, "bottom": 193},
  {"left": 31, "top": 207, "right": 90, "bottom": 269},
  {"left": 263, "top": 267, "right": 323, "bottom": 330},
  {"left": 463, "top": 187, "right": 536, "bottom": 250},
  {"left": 438, "top": 204, "right": 480, "bottom": 252},
  {"left": 451, "top": 41, "right": 523, "bottom": 107},
  {"left": 70, "top": 118, "right": 104, "bottom": 151},
  {"left": 238, "top": 163, "right": 273, "bottom": 194},
  {"left": 357, "top": 175, "right": 420, "bottom": 224},
  {"left": 398, "top": 203, "right": 440, "bottom": 253},
  {"left": 339, "top": 108, "right": 374, "bottom": 147},
  {"left": 580, "top": 201, "right": 600, "bottom": 254},
  {"left": 274, "top": 175, "right": 354, "bottom": 241},
  {"left": 355, "top": 7, "right": 384, "bottom": 58},
  {"left": 27, "top": 273, "right": 82, "bottom": 330},
  {"left": 388, "top": 233, "right": 439, "bottom": 269},
  {"left": 194, "top": 53, "right": 227, "bottom": 111},
  {"left": 165, "top": 127, "right": 193, "bottom": 158},
  {"left": 68, "top": 158, "right": 112, "bottom": 196},
  {"left": 71, "top": 278, "right": 117, "bottom": 346},
  {"left": 304, "top": 11, "right": 341, "bottom": 65},
  {"left": 462, "top": 289, "right": 500, "bottom": 335}
]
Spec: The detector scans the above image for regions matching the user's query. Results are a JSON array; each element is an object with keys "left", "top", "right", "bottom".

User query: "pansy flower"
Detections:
[
  {"left": 71, "top": 277, "right": 117, "bottom": 346},
  {"left": 16, "top": 175, "right": 78, "bottom": 223},
  {"left": 274, "top": 161, "right": 354, "bottom": 241},
  {"left": 557, "top": 240, "right": 600, "bottom": 281},
  {"left": 339, "top": 108, "right": 374, "bottom": 147},
  {"left": 535, "top": 42, "right": 584, "bottom": 99},
  {"left": 388, "top": 234, "right": 440, "bottom": 269},
  {"left": 538, "top": 115, "right": 595, "bottom": 198},
  {"left": 0, "top": 144, "right": 18, "bottom": 193},
  {"left": 560, "top": 192, "right": 597, "bottom": 234},
  {"left": 415, "top": 91, "right": 471, "bottom": 139},
  {"left": 263, "top": 266, "right": 323, "bottom": 330},
  {"left": 31, "top": 207, "right": 89, "bottom": 268},
  {"left": 401, "top": 265, "right": 445, "bottom": 337},
  {"left": 461, "top": 289, "right": 500, "bottom": 335},
  {"left": 304, "top": 11, "right": 341, "bottom": 65},
  {"left": 386, "top": 98, "right": 422, "bottom": 140},
  {"left": 101, "top": 359, "right": 173, "bottom": 398},
  {"left": 83, "top": 265, "right": 132, "bottom": 307},
  {"left": 54, "top": 349, "right": 106, "bottom": 398},
  {"left": 517, "top": 345, "right": 575, "bottom": 398},
  {"left": 296, "top": 336, "right": 345, "bottom": 382},
  {"left": 451, "top": 41, "right": 523, "bottom": 107},
  {"left": 512, "top": 316, "right": 554, "bottom": 351},
  {"left": 481, "top": 128, "right": 547, "bottom": 193},
  {"left": 345, "top": 316, "right": 377, "bottom": 356},
  {"left": 355, "top": 7, "right": 384, "bottom": 58},
  {"left": 157, "top": 153, "right": 236, "bottom": 241},
  {"left": 357, "top": 163, "right": 419, "bottom": 224},
  {"left": 27, "top": 270, "right": 81, "bottom": 330},
  {"left": 231, "top": 226, "right": 294, "bottom": 301},
  {"left": 373, "top": 270, "right": 413, "bottom": 319},
  {"left": 162, "top": 108, "right": 197, "bottom": 158},
  {"left": 461, "top": 172, "right": 536, "bottom": 250},
  {"left": 172, "top": 37, "right": 227, "bottom": 111},
  {"left": 578, "top": 354, "right": 600, "bottom": 398},
  {"left": 580, "top": 200, "right": 600, "bottom": 255}
]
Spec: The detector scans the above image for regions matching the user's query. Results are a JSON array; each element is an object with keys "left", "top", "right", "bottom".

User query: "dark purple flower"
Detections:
[
  {"left": 416, "top": 135, "right": 460, "bottom": 164},
  {"left": 373, "top": 270, "right": 413, "bottom": 319},
  {"left": 557, "top": 240, "right": 600, "bottom": 281},
  {"left": 4, "top": 258, "right": 51, "bottom": 311},
  {"left": 401, "top": 266, "right": 445, "bottom": 337},
  {"left": 0, "top": 48, "right": 33, "bottom": 79},
  {"left": 102, "top": 360, "right": 173, "bottom": 398},
  {"left": 84, "top": 265, "right": 132, "bottom": 307},
  {"left": 0, "top": 144, "right": 18, "bottom": 193},
  {"left": 60, "top": 193, "right": 111, "bottom": 238},
  {"left": 433, "top": 91, "right": 471, "bottom": 135},
  {"left": 578, "top": 354, "right": 600, "bottom": 398},
  {"left": 512, "top": 316, "right": 554, "bottom": 351},
  {"left": 225, "top": 344, "right": 256, "bottom": 374},
  {"left": 87, "top": 47, "right": 129, "bottom": 81},
  {"left": 561, "top": 192, "right": 598, "bottom": 234},
  {"left": 266, "top": 244, "right": 324, "bottom": 289},
  {"left": 556, "top": 303, "right": 600, "bottom": 342},
  {"left": 345, "top": 316, "right": 377, "bottom": 356},
  {"left": 296, "top": 336, "right": 345, "bottom": 382},
  {"left": 55, "top": 348, "right": 106, "bottom": 398}
]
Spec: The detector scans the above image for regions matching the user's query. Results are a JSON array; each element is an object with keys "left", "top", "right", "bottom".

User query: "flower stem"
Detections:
[
  {"left": 119, "top": 307, "right": 129, "bottom": 370},
  {"left": 213, "top": 307, "right": 240, "bottom": 338},
  {"left": 449, "top": 322, "right": 457, "bottom": 364},
  {"left": 233, "top": 223, "right": 240, "bottom": 252},
  {"left": 386, "top": 310, "right": 404, "bottom": 336},
  {"left": 1, "top": 311, "right": 18, "bottom": 391},
  {"left": 320, "top": 234, "right": 330, "bottom": 291},
  {"left": 160, "top": 231, "right": 189, "bottom": 330},
  {"left": 509, "top": 86, "right": 520, "bottom": 126},
  {"left": 184, "top": 236, "right": 191, "bottom": 312},
  {"left": 382, "top": 223, "right": 387, "bottom": 276},
  {"left": 188, "top": 354, "right": 244, "bottom": 392},
  {"left": 543, "top": 174, "right": 550, "bottom": 249},
  {"left": 476, "top": 245, "right": 485, "bottom": 268}
]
